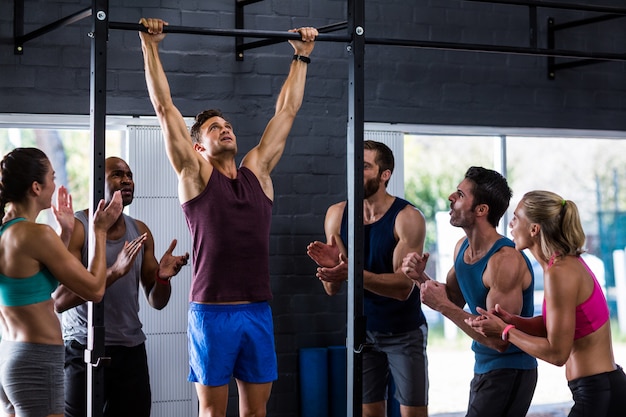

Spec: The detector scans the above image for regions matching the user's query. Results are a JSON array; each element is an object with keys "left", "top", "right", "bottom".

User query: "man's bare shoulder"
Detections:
[
  {"left": 323, "top": 201, "right": 347, "bottom": 229},
  {"left": 487, "top": 245, "right": 532, "bottom": 287},
  {"left": 395, "top": 204, "right": 426, "bottom": 241},
  {"left": 490, "top": 245, "right": 528, "bottom": 267},
  {"left": 398, "top": 203, "right": 425, "bottom": 221},
  {"left": 494, "top": 243, "right": 521, "bottom": 256},
  {"left": 327, "top": 200, "right": 347, "bottom": 214}
]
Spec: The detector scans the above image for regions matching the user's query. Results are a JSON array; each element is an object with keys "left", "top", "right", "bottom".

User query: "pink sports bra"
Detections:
[{"left": 542, "top": 256, "right": 609, "bottom": 340}]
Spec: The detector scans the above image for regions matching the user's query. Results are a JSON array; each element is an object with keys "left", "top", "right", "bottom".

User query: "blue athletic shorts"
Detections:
[
  {"left": 0, "top": 340, "right": 64, "bottom": 417},
  {"left": 362, "top": 324, "right": 429, "bottom": 407},
  {"left": 187, "top": 301, "right": 278, "bottom": 386}
]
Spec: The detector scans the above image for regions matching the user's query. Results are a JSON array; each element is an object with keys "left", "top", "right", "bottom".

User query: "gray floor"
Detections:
[
  {"left": 425, "top": 329, "right": 586, "bottom": 417},
  {"left": 432, "top": 401, "right": 572, "bottom": 417}
]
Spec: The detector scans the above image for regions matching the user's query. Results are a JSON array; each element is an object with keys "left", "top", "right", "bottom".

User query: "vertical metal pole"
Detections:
[
  {"left": 13, "top": 0, "right": 24, "bottom": 54},
  {"left": 496, "top": 135, "right": 508, "bottom": 233},
  {"left": 547, "top": 17, "right": 556, "bottom": 79},
  {"left": 235, "top": 0, "right": 244, "bottom": 61},
  {"left": 87, "top": 1, "right": 108, "bottom": 416},
  {"left": 528, "top": 6, "right": 537, "bottom": 48},
  {"left": 346, "top": 0, "right": 365, "bottom": 416}
]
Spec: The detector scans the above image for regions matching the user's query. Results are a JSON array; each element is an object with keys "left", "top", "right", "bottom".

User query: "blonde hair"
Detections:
[{"left": 520, "top": 190, "right": 586, "bottom": 261}]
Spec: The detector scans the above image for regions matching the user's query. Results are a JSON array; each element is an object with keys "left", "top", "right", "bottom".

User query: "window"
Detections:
[
  {"left": 366, "top": 122, "right": 626, "bottom": 318},
  {"left": 0, "top": 114, "right": 134, "bottom": 226}
]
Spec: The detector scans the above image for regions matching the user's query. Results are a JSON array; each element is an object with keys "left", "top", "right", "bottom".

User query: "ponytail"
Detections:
[{"left": 0, "top": 148, "right": 50, "bottom": 217}]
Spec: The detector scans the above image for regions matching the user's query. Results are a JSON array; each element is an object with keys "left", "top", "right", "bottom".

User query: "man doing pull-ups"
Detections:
[{"left": 139, "top": 17, "right": 318, "bottom": 417}]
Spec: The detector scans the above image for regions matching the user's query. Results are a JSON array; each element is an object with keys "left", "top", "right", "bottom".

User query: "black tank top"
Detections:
[{"left": 341, "top": 198, "right": 426, "bottom": 332}]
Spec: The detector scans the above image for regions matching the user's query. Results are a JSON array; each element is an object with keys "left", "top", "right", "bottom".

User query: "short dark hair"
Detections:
[
  {"left": 190, "top": 109, "right": 227, "bottom": 144},
  {"left": 464, "top": 166, "right": 512, "bottom": 228},
  {"left": 0, "top": 147, "right": 49, "bottom": 216},
  {"left": 364, "top": 140, "right": 394, "bottom": 186}
]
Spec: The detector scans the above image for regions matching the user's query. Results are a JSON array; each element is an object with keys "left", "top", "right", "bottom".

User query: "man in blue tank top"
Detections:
[
  {"left": 52, "top": 157, "right": 189, "bottom": 417},
  {"left": 402, "top": 166, "right": 538, "bottom": 417},
  {"left": 307, "top": 141, "right": 429, "bottom": 417}
]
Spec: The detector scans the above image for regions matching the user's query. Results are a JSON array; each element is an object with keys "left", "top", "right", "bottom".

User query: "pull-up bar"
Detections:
[
  {"left": 111, "top": 21, "right": 626, "bottom": 63},
  {"left": 110, "top": 21, "right": 352, "bottom": 61},
  {"left": 15, "top": 12, "right": 626, "bottom": 64},
  {"left": 109, "top": 21, "right": 351, "bottom": 43}
]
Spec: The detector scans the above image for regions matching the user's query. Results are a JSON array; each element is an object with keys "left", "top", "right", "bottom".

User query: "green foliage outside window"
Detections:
[{"left": 0, "top": 128, "right": 123, "bottom": 226}]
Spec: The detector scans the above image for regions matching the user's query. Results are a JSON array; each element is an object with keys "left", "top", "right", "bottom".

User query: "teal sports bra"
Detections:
[{"left": 0, "top": 217, "right": 59, "bottom": 307}]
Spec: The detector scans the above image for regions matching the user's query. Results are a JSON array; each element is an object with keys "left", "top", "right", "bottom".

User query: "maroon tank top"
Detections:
[{"left": 182, "top": 166, "right": 273, "bottom": 302}]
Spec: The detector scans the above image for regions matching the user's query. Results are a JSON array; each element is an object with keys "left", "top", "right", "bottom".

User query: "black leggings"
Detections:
[{"left": 568, "top": 366, "right": 626, "bottom": 417}]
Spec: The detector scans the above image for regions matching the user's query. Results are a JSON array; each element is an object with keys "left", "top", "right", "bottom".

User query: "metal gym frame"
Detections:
[{"left": 10, "top": 0, "right": 626, "bottom": 416}]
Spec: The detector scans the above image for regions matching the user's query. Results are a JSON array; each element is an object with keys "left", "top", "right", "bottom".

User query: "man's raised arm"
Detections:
[
  {"left": 139, "top": 18, "right": 198, "bottom": 176},
  {"left": 243, "top": 27, "right": 318, "bottom": 176}
]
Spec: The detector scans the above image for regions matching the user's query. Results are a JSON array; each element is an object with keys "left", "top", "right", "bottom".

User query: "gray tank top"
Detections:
[{"left": 61, "top": 211, "right": 146, "bottom": 347}]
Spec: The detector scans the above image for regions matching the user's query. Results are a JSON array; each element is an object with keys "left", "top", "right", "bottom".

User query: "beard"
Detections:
[
  {"left": 364, "top": 176, "right": 380, "bottom": 199},
  {"left": 449, "top": 208, "right": 475, "bottom": 229}
]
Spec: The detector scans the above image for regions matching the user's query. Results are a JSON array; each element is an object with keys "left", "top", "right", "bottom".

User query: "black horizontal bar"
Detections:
[
  {"left": 110, "top": 22, "right": 350, "bottom": 42},
  {"left": 317, "top": 20, "right": 349, "bottom": 33},
  {"left": 111, "top": 21, "right": 626, "bottom": 62},
  {"left": 365, "top": 36, "right": 626, "bottom": 62},
  {"left": 466, "top": 0, "right": 626, "bottom": 15},
  {"left": 236, "top": 0, "right": 264, "bottom": 6},
  {"left": 553, "top": 13, "right": 624, "bottom": 31},
  {"left": 16, "top": 7, "right": 91, "bottom": 45},
  {"left": 238, "top": 21, "right": 348, "bottom": 53},
  {"left": 553, "top": 59, "right": 605, "bottom": 71}
]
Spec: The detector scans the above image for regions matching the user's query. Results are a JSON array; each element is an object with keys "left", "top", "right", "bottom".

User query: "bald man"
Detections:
[{"left": 53, "top": 157, "right": 189, "bottom": 417}]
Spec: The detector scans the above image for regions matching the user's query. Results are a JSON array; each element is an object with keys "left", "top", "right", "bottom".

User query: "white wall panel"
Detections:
[
  {"left": 364, "top": 130, "right": 404, "bottom": 198},
  {"left": 127, "top": 125, "right": 198, "bottom": 417}
]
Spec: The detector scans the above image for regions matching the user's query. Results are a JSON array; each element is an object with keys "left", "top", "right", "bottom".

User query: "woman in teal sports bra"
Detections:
[
  {"left": 467, "top": 190, "right": 626, "bottom": 417},
  {"left": 0, "top": 147, "right": 122, "bottom": 417}
]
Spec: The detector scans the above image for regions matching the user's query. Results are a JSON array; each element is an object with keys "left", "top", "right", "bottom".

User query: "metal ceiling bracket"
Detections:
[
  {"left": 548, "top": 13, "right": 625, "bottom": 80},
  {"left": 13, "top": 1, "right": 91, "bottom": 55}
]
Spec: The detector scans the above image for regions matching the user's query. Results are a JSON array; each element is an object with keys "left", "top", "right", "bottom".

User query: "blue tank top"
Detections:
[
  {"left": 455, "top": 237, "right": 537, "bottom": 373},
  {"left": 0, "top": 218, "right": 58, "bottom": 307},
  {"left": 341, "top": 198, "right": 426, "bottom": 333}
]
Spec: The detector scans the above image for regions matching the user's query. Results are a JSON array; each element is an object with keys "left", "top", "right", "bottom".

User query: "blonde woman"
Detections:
[
  {"left": 0, "top": 147, "right": 122, "bottom": 417},
  {"left": 467, "top": 190, "right": 626, "bottom": 416}
]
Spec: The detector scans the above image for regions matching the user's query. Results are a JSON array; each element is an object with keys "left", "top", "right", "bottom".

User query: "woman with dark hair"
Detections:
[
  {"left": 467, "top": 190, "right": 626, "bottom": 417},
  {"left": 0, "top": 147, "right": 122, "bottom": 417}
]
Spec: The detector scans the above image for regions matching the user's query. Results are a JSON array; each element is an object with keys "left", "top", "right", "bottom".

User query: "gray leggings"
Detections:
[{"left": 0, "top": 340, "right": 64, "bottom": 417}]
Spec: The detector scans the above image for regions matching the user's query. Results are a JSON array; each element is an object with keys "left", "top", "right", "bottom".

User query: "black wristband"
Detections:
[{"left": 293, "top": 54, "right": 311, "bottom": 64}]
